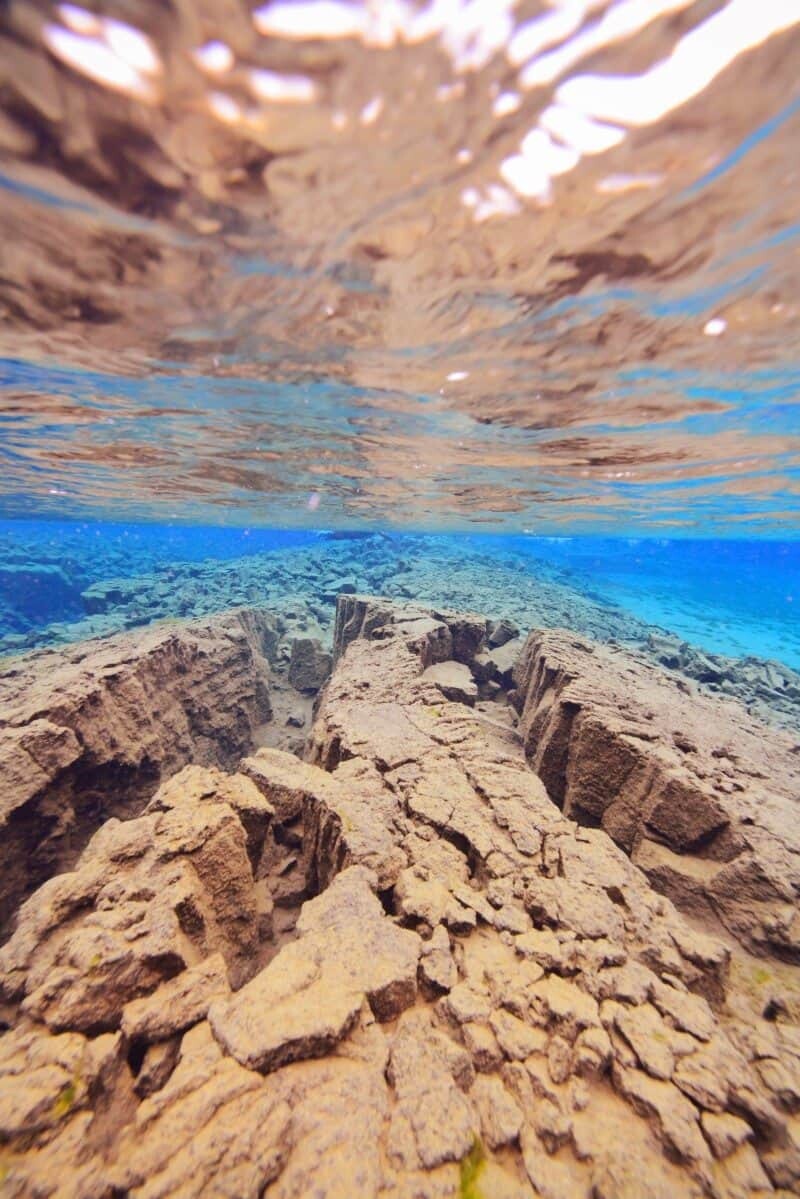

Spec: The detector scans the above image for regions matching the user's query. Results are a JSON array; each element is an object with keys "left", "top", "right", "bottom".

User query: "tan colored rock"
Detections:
[
  {"left": 147, "top": 767, "right": 274, "bottom": 871},
  {"left": 442, "top": 982, "right": 492, "bottom": 1026},
  {"left": 490, "top": 1008, "right": 548, "bottom": 1061},
  {"left": 1, "top": 596, "right": 793, "bottom": 1195},
  {"left": 615, "top": 1003, "right": 675, "bottom": 1080},
  {"left": 109, "top": 1022, "right": 292, "bottom": 1198},
  {"left": 471, "top": 1073, "right": 523, "bottom": 1148},
  {"left": 521, "top": 1125, "right": 588, "bottom": 1199},
  {"left": 240, "top": 746, "right": 328, "bottom": 822},
  {"left": 701, "top": 1110, "right": 753, "bottom": 1159},
  {"left": 547, "top": 1035, "right": 573, "bottom": 1084},
  {"left": 0, "top": 1024, "right": 122, "bottom": 1143},
  {"left": 0, "top": 609, "right": 275, "bottom": 925},
  {"left": 461, "top": 1022, "right": 504, "bottom": 1072},
  {"left": 532, "top": 1096, "right": 573, "bottom": 1153},
  {"left": 421, "top": 660, "right": 477, "bottom": 706},
  {"left": 288, "top": 636, "right": 331, "bottom": 692},
  {"left": 0, "top": 768, "right": 261, "bottom": 1032},
  {"left": 529, "top": 975, "right": 601, "bottom": 1038},
  {"left": 573, "top": 1025, "right": 613, "bottom": 1077},
  {"left": 386, "top": 1010, "right": 477, "bottom": 1170},
  {"left": 514, "top": 628, "right": 800, "bottom": 958},
  {"left": 209, "top": 868, "right": 421, "bottom": 1073},
  {"left": 134, "top": 1038, "right": 181, "bottom": 1099},
  {"left": 419, "top": 924, "right": 458, "bottom": 993},
  {"left": 673, "top": 1044, "right": 733, "bottom": 1112},
  {"left": 614, "top": 1065, "right": 712, "bottom": 1170},
  {"left": 595, "top": 960, "right": 656, "bottom": 1005},
  {"left": 121, "top": 953, "right": 231, "bottom": 1044}
]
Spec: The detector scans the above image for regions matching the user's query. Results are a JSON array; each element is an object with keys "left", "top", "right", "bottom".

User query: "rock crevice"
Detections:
[{"left": 0, "top": 595, "right": 797, "bottom": 1197}]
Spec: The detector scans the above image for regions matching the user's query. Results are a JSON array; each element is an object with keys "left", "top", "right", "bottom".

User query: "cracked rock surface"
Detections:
[{"left": 0, "top": 594, "right": 797, "bottom": 1197}]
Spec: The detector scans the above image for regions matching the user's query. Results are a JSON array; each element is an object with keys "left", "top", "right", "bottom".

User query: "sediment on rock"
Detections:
[{"left": 0, "top": 593, "right": 797, "bottom": 1198}]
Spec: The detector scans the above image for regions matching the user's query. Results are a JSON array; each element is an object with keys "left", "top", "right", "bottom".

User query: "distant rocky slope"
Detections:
[
  {"left": 2, "top": 533, "right": 799, "bottom": 733},
  {"left": 0, "top": 595, "right": 797, "bottom": 1196}
]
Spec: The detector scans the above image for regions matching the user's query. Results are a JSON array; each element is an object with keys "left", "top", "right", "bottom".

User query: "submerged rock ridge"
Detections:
[
  {"left": 3, "top": 532, "right": 798, "bottom": 736},
  {"left": 513, "top": 631, "right": 800, "bottom": 962},
  {"left": 0, "top": 609, "right": 284, "bottom": 927},
  {"left": 0, "top": 595, "right": 798, "bottom": 1197}
]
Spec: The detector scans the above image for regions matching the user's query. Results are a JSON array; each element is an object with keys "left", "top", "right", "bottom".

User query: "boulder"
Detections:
[
  {"left": 421, "top": 659, "right": 478, "bottom": 705},
  {"left": 514, "top": 628, "right": 800, "bottom": 957},
  {"left": 0, "top": 767, "right": 263, "bottom": 1031},
  {"left": 0, "top": 609, "right": 275, "bottom": 925},
  {"left": 288, "top": 637, "right": 332, "bottom": 692}
]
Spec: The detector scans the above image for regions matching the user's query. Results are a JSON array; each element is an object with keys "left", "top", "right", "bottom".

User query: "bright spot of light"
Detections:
[
  {"left": 519, "top": 0, "right": 696, "bottom": 91},
  {"left": 507, "top": 1, "right": 603, "bottom": 66},
  {"left": 704, "top": 317, "right": 727, "bottom": 336},
  {"left": 43, "top": 24, "right": 157, "bottom": 101},
  {"left": 539, "top": 104, "right": 624, "bottom": 154},
  {"left": 501, "top": 128, "right": 579, "bottom": 200},
  {"left": 555, "top": 0, "right": 800, "bottom": 128},
  {"left": 447, "top": 371, "right": 470, "bottom": 381},
  {"left": 493, "top": 91, "right": 522, "bottom": 118},
  {"left": 360, "top": 95, "right": 384, "bottom": 125},
  {"left": 193, "top": 41, "right": 234, "bottom": 74},
  {"left": 58, "top": 4, "right": 101, "bottom": 36},
  {"left": 463, "top": 183, "right": 521, "bottom": 221},
  {"left": 596, "top": 172, "right": 663, "bottom": 193},
  {"left": 208, "top": 92, "right": 242, "bottom": 123},
  {"left": 253, "top": 1, "right": 366, "bottom": 40},
  {"left": 250, "top": 69, "right": 317, "bottom": 102},
  {"left": 439, "top": 0, "right": 517, "bottom": 72},
  {"left": 102, "top": 18, "right": 161, "bottom": 75},
  {"left": 307, "top": 491, "right": 322, "bottom": 511},
  {"left": 436, "top": 81, "right": 465, "bottom": 102}
]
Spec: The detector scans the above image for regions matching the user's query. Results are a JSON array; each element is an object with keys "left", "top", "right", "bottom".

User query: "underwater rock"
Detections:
[
  {"left": 287, "top": 635, "right": 332, "bottom": 692},
  {"left": 421, "top": 659, "right": 478, "bottom": 705},
  {"left": 3, "top": 533, "right": 798, "bottom": 733},
  {"left": 0, "top": 563, "right": 83, "bottom": 625},
  {"left": 0, "top": 608, "right": 275, "bottom": 926},
  {"left": 0, "top": 766, "right": 266, "bottom": 1031},
  {"left": 0, "top": 594, "right": 797, "bottom": 1197},
  {"left": 209, "top": 867, "right": 421, "bottom": 1073},
  {"left": 513, "top": 628, "right": 800, "bottom": 959}
]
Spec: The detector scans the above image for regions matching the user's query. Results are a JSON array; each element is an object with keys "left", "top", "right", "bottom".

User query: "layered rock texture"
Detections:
[
  {"left": 0, "top": 607, "right": 330, "bottom": 927},
  {"left": 514, "top": 630, "right": 800, "bottom": 962},
  {"left": 0, "top": 595, "right": 797, "bottom": 1197}
]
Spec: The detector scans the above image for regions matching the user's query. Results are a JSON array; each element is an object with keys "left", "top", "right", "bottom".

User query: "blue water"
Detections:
[
  {"left": 2, "top": 518, "right": 799, "bottom": 674},
  {"left": 496, "top": 536, "right": 800, "bottom": 668}
]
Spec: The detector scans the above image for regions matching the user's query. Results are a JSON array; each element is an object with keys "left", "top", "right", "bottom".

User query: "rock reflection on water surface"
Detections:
[{"left": 0, "top": 0, "right": 798, "bottom": 531}]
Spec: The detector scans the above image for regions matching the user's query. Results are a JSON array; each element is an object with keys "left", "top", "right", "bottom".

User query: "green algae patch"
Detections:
[
  {"left": 459, "top": 1136, "right": 486, "bottom": 1199},
  {"left": 51, "top": 1079, "right": 78, "bottom": 1120}
]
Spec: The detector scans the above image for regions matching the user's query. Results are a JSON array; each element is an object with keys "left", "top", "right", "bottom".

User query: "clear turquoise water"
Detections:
[{"left": 2, "top": 519, "right": 798, "bottom": 675}]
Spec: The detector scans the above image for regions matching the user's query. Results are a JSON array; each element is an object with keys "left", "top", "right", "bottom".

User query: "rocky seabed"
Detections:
[{"left": 0, "top": 593, "right": 798, "bottom": 1197}]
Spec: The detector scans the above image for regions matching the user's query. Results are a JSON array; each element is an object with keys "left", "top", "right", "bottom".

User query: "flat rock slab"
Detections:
[
  {"left": 421, "top": 659, "right": 478, "bottom": 705},
  {"left": 209, "top": 867, "right": 421, "bottom": 1072}
]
